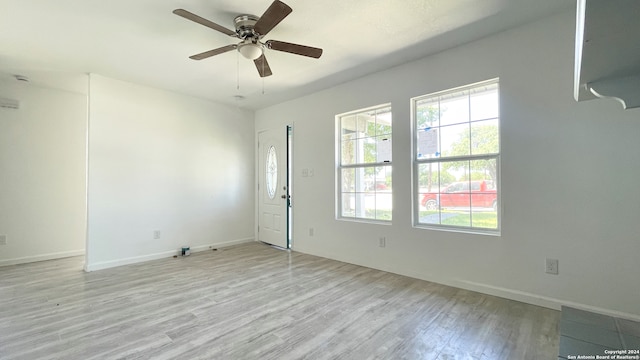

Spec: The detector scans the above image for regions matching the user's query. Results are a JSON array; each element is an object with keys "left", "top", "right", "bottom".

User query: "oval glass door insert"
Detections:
[{"left": 266, "top": 145, "right": 277, "bottom": 199}]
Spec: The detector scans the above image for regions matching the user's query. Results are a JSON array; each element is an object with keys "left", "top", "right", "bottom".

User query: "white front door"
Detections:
[{"left": 258, "top": 128, "right": 288, "bottom": 248}]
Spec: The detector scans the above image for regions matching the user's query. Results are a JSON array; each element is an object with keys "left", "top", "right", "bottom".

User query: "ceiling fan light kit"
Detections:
[
  {"left": 173, "top": 0, "right": 322, "bottom": 77},
  {"left": 238, "top": 40, "right": 263, "bottom": 60}
]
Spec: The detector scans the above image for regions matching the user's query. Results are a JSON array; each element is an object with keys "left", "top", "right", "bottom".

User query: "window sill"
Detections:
[
  {"left": 414, "top": 223, "right": 501, "bottom": 237},
  {"left": 337, "top": 217, "right": 392, "bottom": 226}
]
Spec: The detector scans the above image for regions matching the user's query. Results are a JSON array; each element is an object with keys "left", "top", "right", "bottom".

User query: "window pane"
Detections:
[
  {"left": 419, "top": 193, "right": 441, "bottom": 225},
  {"left": 443, "top": 172, "right": 472, "bottom": 228},
  {"left": 419, "top": 210, "right": 441, "bottom": 225},
  {"left": 442, "top": 212, "right": 471, "bottom": 227},
  {"left": 440, "top": 160, "right": 469, "bottom": 201},
  {"left": 375, "top": 193, "right": 392, "bottom": 220},
  {"left": 353, "top": 137, "right": 362, "bottom": 163},
  {"left": 361, "top": 192, "right": 376, "bottom": 220},
  {"left": 442, "top": 186, "right": 471, "bottom": 210},
  {"left": 470, "top": 119, "right": 499, "bottom": 155},
  {"left": 376, "top": 122, "right": 392, "bottom": 136},
  {"left": 416, "top": 100, "right": 440, "bottom": 130},
  {"left": 375, "top": 166, "right": 392, "bottom": 191},
  {"left": 471, "top": 208, "right": 497, "bottom": 229},
  {"left": 359, "top": 113, "right": 376, "bottom": 138},
  {"left": 341, "top": 168, "right": 355, "bottom": 192},
  {"left": 357, "top": 137, "right": 374, "bottom": 164},
  {"left": 418, "top": 162, "right": 441, "bottom": 224},
  {"left": 469, "top": 159, "right": 497, "bottom": 228},
  {"left": 440, "top": 123, "right": 470, "bottom": 157},
  {"left": 470, "top": 87, "right": 499, "bottom": 121},
  {"left": 420, "top": 208, "right": 441, "bottom": 225},
  {"left": 440, "top": 95, "right": 469, "bottom": 126},
  {"left": 341, "top": 115, "right": 358, "bottom": 136},
  {"left": 354, "top": 167, "right": 367, "bottom": 193},
  {"left": 341, "top": 193, "right": 355, "bottom": 218},
  {"left": 470, "top": 158, "right": 497, "bottom": 190},
  {"left": 470, "top": 175, "right": 497, "bottom": 228},
  {"left": 418, "top": 163, "right": 440, "bottom": 193},
  {"left": 375, "top": 107, "right": 392, "bottom": 136},
  {"left": 353, "top": 192, "right": 366, "bottom": 218},
  {"left": 341, "top": 136, "right": 356, "bottom": 165}
]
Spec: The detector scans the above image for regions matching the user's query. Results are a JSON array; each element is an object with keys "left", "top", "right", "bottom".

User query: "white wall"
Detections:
[
  {"left": 256, "top": 11, "right": 640, "bottom": 318},
  {"left": 0, "top": 79, "right": 87, "bottom": 265},
  {"left": 87, "top": 75, "right": 254, "bottom": 271}
]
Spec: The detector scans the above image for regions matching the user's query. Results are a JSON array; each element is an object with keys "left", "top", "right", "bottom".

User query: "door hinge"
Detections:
[{"left": 257, "top": 225, "right": 260, "bottom": 232}]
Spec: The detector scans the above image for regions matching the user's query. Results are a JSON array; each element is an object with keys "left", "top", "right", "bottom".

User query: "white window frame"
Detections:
[
  {"left": 412, "top": 79, "right": 501, "bottom": 235},
  {"left": 336, "top": 104, "right": 392, "bottom": 223}
]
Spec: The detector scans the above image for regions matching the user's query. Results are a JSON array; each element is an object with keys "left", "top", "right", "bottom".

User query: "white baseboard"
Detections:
[
  {"left": 84, "top": 237, "right": 254, "bottom": 272},
  {"left": 292, "top": 245, "right": 640, "bottom": 323},
  {"left": 446, "top": 279, "right": 640, "bottom": 322},
  {"left": 84, "top": 249, "right": 176, "bottom": 272},
  {"left": 189, "top": 237, "right": 255, "bottom": 253},
  {"left": 0, "top": 249, "right": 85, "bottom": 267}
]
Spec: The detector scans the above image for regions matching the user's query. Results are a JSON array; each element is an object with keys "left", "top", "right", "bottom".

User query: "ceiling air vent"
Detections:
[{"left": 0, "top": 97, "right": 20, "bottom": 110}]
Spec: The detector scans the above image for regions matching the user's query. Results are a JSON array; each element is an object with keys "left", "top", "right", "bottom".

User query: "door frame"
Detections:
[
  {"left": 256, "top": 125, "right": 293, "bottom": 249},
  {"left": 286, "top": 125, "right": 293, "bottom": 249}
]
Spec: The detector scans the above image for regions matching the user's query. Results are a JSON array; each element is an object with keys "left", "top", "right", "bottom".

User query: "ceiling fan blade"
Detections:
[
  {"left": 189, "top": 45, "right": 238, "bottom": 60},
  {"left": 173, "top": 9, "right": 237, "bottom": 37},
  {"left": 266, "top": 40, "right": 323, "bottom": 59},
  {"left": 254, "top": 54, "right": 273, "bottom": 77},
  {"left": 253, "top": 1, "right": 292, "bottom": 36}
]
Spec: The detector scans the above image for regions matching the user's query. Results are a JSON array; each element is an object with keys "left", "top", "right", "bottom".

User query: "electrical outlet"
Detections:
[
  {"left": 153, "top": 230, "right": 161, "bottom": 239},
  {"left": 309, "top": 228, "right": 314, "bottom": 236},
  {"left": 379, "top": 236, "right": 386, "bottom": 248},
  {"left": 0, "top": 235, "right": 6, "bottom": 246},
  {"left": 545, "top": 258, "right": 559, "bottom": 275}
]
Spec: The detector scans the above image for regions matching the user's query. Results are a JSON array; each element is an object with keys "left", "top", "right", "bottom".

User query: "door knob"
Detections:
[{"left": 281, "top": 195, "right": 287, "bottom": 199}]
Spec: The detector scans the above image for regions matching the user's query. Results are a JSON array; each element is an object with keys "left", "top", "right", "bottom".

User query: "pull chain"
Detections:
[{"left": 236, "top": 51, "right": 240, "bottom": 91}]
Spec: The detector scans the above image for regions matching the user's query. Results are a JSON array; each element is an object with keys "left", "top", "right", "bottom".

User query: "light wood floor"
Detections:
[{"left": 0, "top": 242, "right": 559, "bottom": 359}]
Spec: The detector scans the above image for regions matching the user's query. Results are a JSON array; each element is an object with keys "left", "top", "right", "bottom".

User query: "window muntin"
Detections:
[
  {"left": 414, "top": 80, "right": 500, "bottom": 232},
  {"left": 338, "top": 105, "right": 392, "bottom": 222}
]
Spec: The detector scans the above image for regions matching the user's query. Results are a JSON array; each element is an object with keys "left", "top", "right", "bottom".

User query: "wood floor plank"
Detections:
[{"left": 0, "top": 242, "right": 559, "bottom": 359}]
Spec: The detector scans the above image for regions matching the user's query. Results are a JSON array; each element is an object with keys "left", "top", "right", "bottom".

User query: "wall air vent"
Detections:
[{"left": 0, "top": 97, "right": 20, "bottom": 110}]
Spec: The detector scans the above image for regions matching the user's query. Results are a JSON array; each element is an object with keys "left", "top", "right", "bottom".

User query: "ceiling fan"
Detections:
[{"left": 173, "top": 0, "right": 323, "bottom": 78}]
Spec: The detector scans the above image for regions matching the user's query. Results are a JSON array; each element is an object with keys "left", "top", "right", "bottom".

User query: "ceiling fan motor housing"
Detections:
[{"left": 234, "top": 15, "right": 260, "bottom": 39}]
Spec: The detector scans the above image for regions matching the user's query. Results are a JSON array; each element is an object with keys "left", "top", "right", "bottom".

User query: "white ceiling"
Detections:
[{"left": 0, "top": 0, "right": 573, "bottom": 110}]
